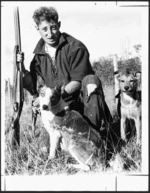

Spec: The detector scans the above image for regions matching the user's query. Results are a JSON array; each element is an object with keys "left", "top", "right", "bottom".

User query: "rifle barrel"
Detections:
[{"left": 14, "top": 7, "right": 21, "bottom": 52}]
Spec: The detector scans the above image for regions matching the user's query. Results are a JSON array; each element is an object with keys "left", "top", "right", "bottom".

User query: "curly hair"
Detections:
[{"left": 33, "top": 6, "right": 59, "bottom": 25}]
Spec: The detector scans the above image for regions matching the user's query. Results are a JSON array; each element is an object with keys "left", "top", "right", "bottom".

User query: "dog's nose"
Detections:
[
  {"left": 124, "top": 86, "right": 129, "bottom": 91},
  {"left": 42, "top": 105, "right": 49, "bottom": 110}
]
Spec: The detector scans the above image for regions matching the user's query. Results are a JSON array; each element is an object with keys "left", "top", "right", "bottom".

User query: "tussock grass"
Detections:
[{"left": 108, "top": 138, "right": 141, "bottom": 174}]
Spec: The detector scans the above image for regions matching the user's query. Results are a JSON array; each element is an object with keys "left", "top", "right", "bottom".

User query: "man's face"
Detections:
[{"left": 37, "top": 20, "right": 60, "bottom": 47}]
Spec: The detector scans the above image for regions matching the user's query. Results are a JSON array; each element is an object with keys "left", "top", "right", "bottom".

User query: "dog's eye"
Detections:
[
  {"left": 120, "top": 80, "right": 124, "bottom": 83},
  {"left": 130, "top": 80, "right": 134, "bottom": 82},
  {"left": 40, "top": 93, "right": 45, "bottom": 97},
  {"left": 51, "top": 96, "right": 55, "bottom": 101}
]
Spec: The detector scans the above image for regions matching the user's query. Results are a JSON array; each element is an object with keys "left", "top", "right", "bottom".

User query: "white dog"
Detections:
[{"left": 117, "top": 70, "right": 141, "bottom": 144}]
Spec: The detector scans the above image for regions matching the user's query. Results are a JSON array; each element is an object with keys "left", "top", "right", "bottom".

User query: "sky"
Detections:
[{"left": 1, "top": 1, "right": 148, "bottom": 83}]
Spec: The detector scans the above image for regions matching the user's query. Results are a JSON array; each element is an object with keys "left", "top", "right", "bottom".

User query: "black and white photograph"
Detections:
[{"left": 1, "top": 1, "right": 149, "bottom": 191}]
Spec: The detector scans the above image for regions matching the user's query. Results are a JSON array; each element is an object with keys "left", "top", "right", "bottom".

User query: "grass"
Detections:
[{"left": 4, "top": 85, "right": 142, "bottom": 175}]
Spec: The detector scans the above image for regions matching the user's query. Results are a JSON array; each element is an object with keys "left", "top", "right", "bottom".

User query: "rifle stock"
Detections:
[{"left": 11, "top": 6, "right": 24, "bottom": 148}]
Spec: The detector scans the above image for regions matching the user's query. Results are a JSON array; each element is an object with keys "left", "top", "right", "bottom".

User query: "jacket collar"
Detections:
[{"left": 33, "top": 32, "right": 67, "bottom": 54}]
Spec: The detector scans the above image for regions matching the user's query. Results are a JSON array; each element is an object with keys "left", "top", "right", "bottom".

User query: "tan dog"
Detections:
[
  {"left": 117, "top": 69, "right": 141, "bottom": 144},
  {"left": 37, "top": 78, "right": 104, "bottom": 171}
]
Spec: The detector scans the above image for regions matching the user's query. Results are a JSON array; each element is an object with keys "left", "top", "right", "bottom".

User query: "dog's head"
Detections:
[
  {"left": 117, "top": 69, "right": 141, "bottom": 93},
  {"left": 37, "top": 75, "right": 68, "bottom": 114},
  {"left": 38, "top": 87, "right": 62, "bottom": 111}
]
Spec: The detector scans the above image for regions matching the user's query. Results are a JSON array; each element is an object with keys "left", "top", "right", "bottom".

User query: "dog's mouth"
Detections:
[
  {"left": 123, "top": 86, "right": 133, "bottom": 93},
  {"left": 122, "top": 89, "right": 135, "bottom": 95},
  {"left": 123, "top": 89, "right": 131, "bottom": 93}
]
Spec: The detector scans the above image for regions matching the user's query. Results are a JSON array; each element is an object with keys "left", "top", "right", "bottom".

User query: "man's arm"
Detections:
[
  {"left": 70, "top": 47, "right": 94, "bottom": 82},
  {"left": 61, "top": 46, "right": 93, "bottom": 101},
  {"left": 17, "top": 52, "right": 37, "bottom": 95}
]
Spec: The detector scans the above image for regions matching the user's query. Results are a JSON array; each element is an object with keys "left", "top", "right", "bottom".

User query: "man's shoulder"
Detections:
[{"left": 62, "top": 33, "right": 88, "bottom": 51}]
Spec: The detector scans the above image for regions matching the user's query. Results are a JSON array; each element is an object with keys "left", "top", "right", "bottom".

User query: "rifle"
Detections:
[{"left": 11, "top": 6, "right": 24, "bottom": 148}]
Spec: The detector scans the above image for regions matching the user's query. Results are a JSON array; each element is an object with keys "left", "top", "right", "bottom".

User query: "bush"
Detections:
[
  {"left": 93, "top": 57, "right": 114, "bottom": 85},
  {"left": 92, "top": 56, "right": 141, "bottom": 86},
  {"left": 118, "top": 57, "right": 141, "bottom": 73}
]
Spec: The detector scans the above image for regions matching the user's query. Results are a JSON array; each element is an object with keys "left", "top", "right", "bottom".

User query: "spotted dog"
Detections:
[{"left": 37, "top": 77, "right": 105, "bottom": 171}]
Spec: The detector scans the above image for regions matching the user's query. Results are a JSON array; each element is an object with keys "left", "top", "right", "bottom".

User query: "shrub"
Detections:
[{"left": 92, "top": 56, "right": 141, "bottom": 86}]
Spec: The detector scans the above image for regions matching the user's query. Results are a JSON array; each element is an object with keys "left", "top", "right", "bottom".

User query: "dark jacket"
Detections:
[{"left": 23, "top": 32, "right": 94, "bottom": 104}]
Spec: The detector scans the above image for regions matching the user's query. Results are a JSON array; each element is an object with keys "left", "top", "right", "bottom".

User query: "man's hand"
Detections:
[
  {"left": 32, "top": 97, "right": 40, "bottom": 116},
  {"left": 17, "top": 52, "right": 24, "bottom": 63},
  {"left": 17, "top": 52, "right": 26, "bottom": 74}
]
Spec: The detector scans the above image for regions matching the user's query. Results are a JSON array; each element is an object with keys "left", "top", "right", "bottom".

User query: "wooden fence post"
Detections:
[{"left": 113, "top": 54, "right": 119, "bottom": 104}]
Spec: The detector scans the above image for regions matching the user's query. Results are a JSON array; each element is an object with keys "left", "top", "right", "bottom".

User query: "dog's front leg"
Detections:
[
  {"left": 135, "top": 117, "right": 141, "bottom": 144},
  {"left": 49, "top": 129, "right": 61, "bottom": 159},
  {"left": 121, "top": 115, "right": 127, "bottom": 142}
]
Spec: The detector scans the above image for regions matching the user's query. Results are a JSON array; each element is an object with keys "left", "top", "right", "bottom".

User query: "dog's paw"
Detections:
[
  {"left": 67, "top": 164, "right": 91, "bottom": 171},
  {"left": 121, "top": 134, "right": 127, "bottom": 142},
  {"left": 120, "top": 139, "right": 127, "bottom": 146},
  {"left": 48, "top": 153, "right": 56, "bottom": 160}
]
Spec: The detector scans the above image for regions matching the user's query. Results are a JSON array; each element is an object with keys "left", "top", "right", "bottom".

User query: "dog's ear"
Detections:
[
  {"left": 37, "top": 75, "right": 45, "bottom": 93},
  {"left": 115, "top": 73, "right": 121, "bottom": 80},
  {"left": 135, "top": 72, "right": 141, "bottom": 80},
  {"left": 61, "top": 84, "right": 66, "bottom": 94},
  {"left": 54, "top": 85, "right": 61, "bottom": 92},
  {"left": 55, "top": 84, "right": 66, "bottom": 94},
  {"left": 134, "top": 71, "right": 141, "bottom": 91}
]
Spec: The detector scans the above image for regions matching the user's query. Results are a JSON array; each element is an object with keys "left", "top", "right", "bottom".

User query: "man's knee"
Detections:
[{"left": 81, "top": 74, "right": 104, "bottom": 100}]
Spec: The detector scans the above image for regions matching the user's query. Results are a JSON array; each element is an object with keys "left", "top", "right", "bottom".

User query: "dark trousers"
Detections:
[{"left": 78, "top": 74, "right": 113, "bottom": 132}]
